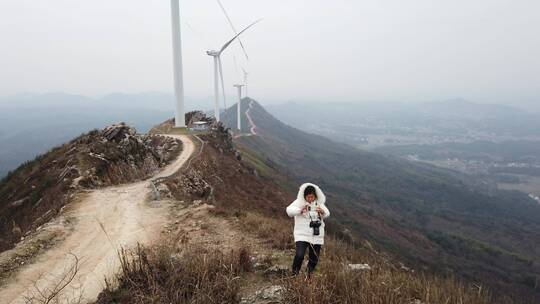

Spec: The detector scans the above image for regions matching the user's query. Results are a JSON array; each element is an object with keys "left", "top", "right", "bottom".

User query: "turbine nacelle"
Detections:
[{"left": 206, "top": 50, "right": 219, "bottom": 57}]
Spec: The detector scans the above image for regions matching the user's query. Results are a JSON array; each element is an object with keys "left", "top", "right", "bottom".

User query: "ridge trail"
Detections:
[
  {"left": 0, "top": 134, "right": 195, "bottom": 304},
  {"left": 246, "top": 99, "right": 258, "bottom": 136},
  {"left": 234, "top": 99, "right": 258, "bottom": 139}
]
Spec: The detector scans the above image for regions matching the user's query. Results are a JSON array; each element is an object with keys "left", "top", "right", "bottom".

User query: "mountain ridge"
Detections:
[
  {"left": 0, "top": 123, "right": 182, "bottom": 252},
  {"left": 0, "top": 105, "right": 538, "bottom": 302},
  {"left": 225, "top": 98, "right": 540, "bottom": 300}
]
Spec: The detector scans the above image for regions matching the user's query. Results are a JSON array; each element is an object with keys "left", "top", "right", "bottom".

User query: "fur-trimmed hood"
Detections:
[{"left": 296, "top": 183, "right": 326, "bottom": 205}]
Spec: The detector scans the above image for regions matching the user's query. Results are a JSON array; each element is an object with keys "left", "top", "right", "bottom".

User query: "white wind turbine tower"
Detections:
[
  {"left": 206, "top": 20, "right": 260, "bottom": 122},
  {"left": 170, "top": 0, "right": 185, "bottom": 128},
  {"left": 242, "top": 68, "right": 249, "bottom": 97},
  {"left": 233, "top": 84, "right": 245, "bottom": 130}
]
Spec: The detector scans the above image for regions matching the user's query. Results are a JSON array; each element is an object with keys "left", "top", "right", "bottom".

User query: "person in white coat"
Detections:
[{"left": 286, "top": 183, "right": 330, "bottom": 275}]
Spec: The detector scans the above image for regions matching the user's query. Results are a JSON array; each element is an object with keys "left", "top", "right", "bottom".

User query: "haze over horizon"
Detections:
[{"left": 1, "top": 0, "right": 539, "bottom": 107}]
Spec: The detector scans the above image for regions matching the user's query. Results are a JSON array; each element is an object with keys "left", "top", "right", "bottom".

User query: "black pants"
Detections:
[{"left": 292, "top": 241, "right": 321, "bottom": 275}]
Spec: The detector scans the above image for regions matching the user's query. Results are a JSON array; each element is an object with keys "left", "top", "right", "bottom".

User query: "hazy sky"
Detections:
[{"left": 0, "top": 0, "right": 539, "bottom": 104}]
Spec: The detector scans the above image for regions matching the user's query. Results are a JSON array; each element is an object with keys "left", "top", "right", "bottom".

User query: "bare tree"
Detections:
[{"left": 24, "top": 253, "right": 83, "bottom": 304}]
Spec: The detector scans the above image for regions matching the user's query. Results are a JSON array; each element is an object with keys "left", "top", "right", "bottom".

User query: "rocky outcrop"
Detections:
[
  {"left": 159, "top": 168, "right": 213, "bottom": 202},
  {"left": 0, "top": 123, "right": 182, "bottom": 252},
  {"left": 208, "top": 124, "right": 236, "bottom": 154},
  {"left": 74, "top": 122, "right": 181, "bottom": 188}
]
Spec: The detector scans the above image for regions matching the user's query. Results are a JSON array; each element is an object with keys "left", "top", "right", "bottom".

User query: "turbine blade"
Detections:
[
  {"left": 219, "top": 19, "right": 261, "bottom": 55},
  {"left": 218, "top": 57, "right": 227, "bottom": 110},
  {"left": 216, "top": 0, "right": 250, "bottom": 60},
  {"left": 233, "top": 55, "right": 241, "bottom": 81},
  {"left": 185, "top": 20, "right": 213, "bottom": 50}
]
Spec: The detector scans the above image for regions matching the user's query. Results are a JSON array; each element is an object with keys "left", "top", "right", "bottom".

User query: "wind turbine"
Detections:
[
  {"left": 242, "top": 67, "right": 249, "bottom": 97},
  {"left": 206, "top": 20, "right": 260, "bottom": 122},
  {"left": 233, "top": 84, "right": 245, "bottom": 130},
  {"left": 170, "top": 0, "right": 185, "bottom": 128}
]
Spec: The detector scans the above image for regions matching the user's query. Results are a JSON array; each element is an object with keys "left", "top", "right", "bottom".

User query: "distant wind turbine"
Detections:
[
  {"left": 233, "top": 84, "right": 245, "bottom": 130},
  {"left": 170, "top": 0, "right": 185, "bottom": 128},
  {"left": 206, "top": 20, "right": 260, "bottom": 122},
  {"left": 242, "top": 67, "right": 249, "bottom": 97}
]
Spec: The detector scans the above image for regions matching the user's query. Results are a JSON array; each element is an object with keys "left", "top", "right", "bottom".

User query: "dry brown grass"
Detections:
[
  {"left": 96, "top": 244, "right": 251, "bottom": 304},
  {"left": 210, "top": 210, "right": 495, "bottom": 303},
  {"left": 209, "top": 205, "right": 294, "bottom": 250},
  {"left": 239, "top": 212, "right": 294, "bottom": 250},
  {"left": 96, "top": 209, "right": 497, "bottom": 304},
  {"left": 282, "top": 239, "right": 493, "bottom": 304},
  {"left": 229, "top": 212, "right": 494, "bottom": 303}
]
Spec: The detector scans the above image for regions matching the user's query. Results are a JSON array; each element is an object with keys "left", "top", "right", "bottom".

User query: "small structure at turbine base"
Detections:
[{"left": 189, "top": 121, "right": 209, "bottom": 131}]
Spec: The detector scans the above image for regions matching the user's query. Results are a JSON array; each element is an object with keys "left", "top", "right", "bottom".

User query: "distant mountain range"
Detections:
[
  {"left": 2, "top": 95, "right": 538, "bottom": 179},
  {"left": 265, "top": 98, "right": 540, "bottom": 137},
  {"left": 225, "top": 99, "right": 540, "bottom": 300}
]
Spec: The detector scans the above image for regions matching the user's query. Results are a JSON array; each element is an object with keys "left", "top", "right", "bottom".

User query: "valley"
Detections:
[
  {"left": 226, "top": 99, "right": 540, "bottom": 301},
  {"left": 266, "top": 100, "right": 540, "bottom": 207}
]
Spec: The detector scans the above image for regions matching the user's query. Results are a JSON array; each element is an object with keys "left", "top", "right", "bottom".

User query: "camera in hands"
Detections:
[
  {"left": 307, "top": 206, "right": 322, "bottom": 236},
  {"left": 309, "top": 220, "right": 322, "bottom": 236}
]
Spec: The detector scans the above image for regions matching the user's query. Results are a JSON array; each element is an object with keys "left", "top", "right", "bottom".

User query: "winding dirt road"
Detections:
[
  {"left": 246, "top": 100, "right": 258, "bottom": 136},
  {"left": 233, "top": 99, "right": 258, "bottom": 139},
  {"left": 0, "top": 134, "right": 194, "bottom": 304}
]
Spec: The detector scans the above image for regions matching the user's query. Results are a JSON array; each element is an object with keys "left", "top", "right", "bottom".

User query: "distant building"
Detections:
[
  {"left": 528, "top": 193, "right": 540, "bottom": 203},
  {"left": 189, "top": 121, "right": 209, "bottom": 131}
]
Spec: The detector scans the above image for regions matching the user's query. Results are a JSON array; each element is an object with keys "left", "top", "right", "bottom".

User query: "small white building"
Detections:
[{"left": 190, "top": 121, "right": 209, "bottom": 131}]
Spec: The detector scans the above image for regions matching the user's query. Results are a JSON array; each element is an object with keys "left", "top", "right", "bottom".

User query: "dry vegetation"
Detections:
[
  {"left": 97, "top": 244, "right": 251, "bottom": 304},
  {"left": 238, "top": 212, "right": 293, "bottom": 250},
  {"left": 236, "top": 211, "right": 495, "bottom": 304},
  {"left": 0, "top": 123, "right": 181, "bottom": 252},
  {"left": 94, "top": 121, "right": 508, "bottom": 303},
  {"left": 95, "top": 210, "right": 497, "bottom": 304},
  {"left": 231, "top": 100, "right": 540, "bottom": 301},
  {"left": 23, "top": 253, "right": 82, "bottom": 304},
  {"left": 283, "top": 239, "right": 491, "bottom": 304}
]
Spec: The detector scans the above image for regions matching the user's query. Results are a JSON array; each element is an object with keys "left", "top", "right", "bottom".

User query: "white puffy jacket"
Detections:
[{"left": 286, "top": 183, "right": 330, "bottom": 245}]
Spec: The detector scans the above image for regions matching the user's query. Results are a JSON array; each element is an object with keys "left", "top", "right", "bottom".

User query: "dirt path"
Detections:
[
  {"left": 234, "top": 99, "right": 258, "bottom": 139},
  {"left": 0, "top": 134, "right": 195, "bottom": 304},
  {"left": 164, "top": 203, "right": 288, "bottom": 303},
  {"left": 246, "top": 100, "right": 258, "bottom": 136}
]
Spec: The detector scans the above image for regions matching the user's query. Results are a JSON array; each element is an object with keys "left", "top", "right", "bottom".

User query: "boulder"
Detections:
[
  {"left": 263, "top": 264, "right": 289, "bottom": 277},
  {"left": 347, "top": 263, "right": 371, "bottom": 271},
  {"left": 240, "top": 285, "right": 284, "bottom": 304}
]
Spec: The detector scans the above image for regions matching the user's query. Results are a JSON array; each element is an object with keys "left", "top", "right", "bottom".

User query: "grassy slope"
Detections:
[
  {"left": 97, "top": 126, "right": 496, "bottom": 304},
  {"left": 224, "top": 99, "right": 540, "bottom": 301}
]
